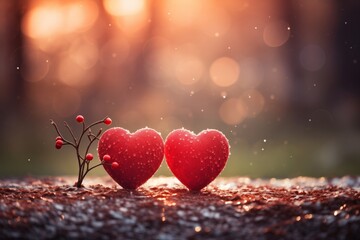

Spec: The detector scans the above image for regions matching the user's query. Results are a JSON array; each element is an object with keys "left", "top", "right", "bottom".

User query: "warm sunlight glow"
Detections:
[
  {"left": 23, "top": 3, "right": 63, "bottom": 39},
  {"left": 104, "top": 0, "right": 145, "bottom": 16},
  {"left": 22, "top": 1, "right": 98, "bottom": 39}
]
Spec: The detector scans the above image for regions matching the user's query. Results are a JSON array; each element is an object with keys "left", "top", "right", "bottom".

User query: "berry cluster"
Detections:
[{"left": 50, "top": 115, "right": 114, "bottom": 188}]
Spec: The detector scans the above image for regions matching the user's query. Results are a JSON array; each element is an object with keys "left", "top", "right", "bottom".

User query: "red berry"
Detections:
[
  {"left": 104, "top": 117, "right": 112, "bottom": 125},
  {"left": 55, "top": 136, "right": 62, "bottom": 141},
  {"left": 76, "top": 115, "right": 84, "bottom": 123},
  {"left": 103, "top": 154, "right": 111, "bottom": 162},
  {"left": 111, "top": 162, "right": 119, "bottom": 169},
  {"left": 86, "top": 153, "right": 94, "bottom": 161},
  {"left": 55, "top": 139, "right": 63, "bottom": 149}
]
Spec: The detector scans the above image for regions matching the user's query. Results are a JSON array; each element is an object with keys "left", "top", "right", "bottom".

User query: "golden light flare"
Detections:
[
  {"left": 210, "top": 57, "right": 240, "bottom": 87},
  {"left": 22, "top": 1, "right": 98, "bottom": 39},
  {"left": 263, "top": 21, "right": 290, "bottom": 47},
  {"left": 22, "top": 3, "right": 63, "bottom": 39},
  {"left": 103, "top": 0, "right": 145, "bottom": 16},
  {"left": 163, "top": 0, "right": 203, "bottom": 27}
]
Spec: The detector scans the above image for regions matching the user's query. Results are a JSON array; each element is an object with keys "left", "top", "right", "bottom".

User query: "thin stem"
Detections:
[
  {"left": 50, "top": 120, "right": 76, "bottom": 147},
  {"left": 82, "top": 162, "right": 104, "bottom": 179},
  {"left": 85, "top": 128, "right": 102, "bottom": 157},
  {"left": 64, "top": 121, "right": 77, "bottom": 145},
  {"left": 51, "top": 116, "right": 110, "bottom": 188}
]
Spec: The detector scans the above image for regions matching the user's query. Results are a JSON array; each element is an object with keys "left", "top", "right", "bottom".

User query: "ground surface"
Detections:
[{"left": 0, "top": 176, "right": 359, "bottom": 240}]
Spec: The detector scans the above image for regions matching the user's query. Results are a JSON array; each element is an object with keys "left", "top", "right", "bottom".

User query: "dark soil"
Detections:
[{"left": 0, "top": 176, "right": 359, "bottom": 239}]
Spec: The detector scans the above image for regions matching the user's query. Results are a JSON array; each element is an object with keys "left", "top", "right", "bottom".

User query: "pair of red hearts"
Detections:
[{"left": 97, "top": 128, "right": 230, "bottom": 191}]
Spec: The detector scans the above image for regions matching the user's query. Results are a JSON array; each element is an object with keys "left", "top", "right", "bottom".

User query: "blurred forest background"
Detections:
[{"left": 0, "top": 0, "right": 359, "bottom": 178}]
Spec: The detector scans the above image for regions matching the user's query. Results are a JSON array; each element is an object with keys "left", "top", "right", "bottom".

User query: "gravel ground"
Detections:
[{"left": 0, "top": 176, "right": 359, "bottom": 240}]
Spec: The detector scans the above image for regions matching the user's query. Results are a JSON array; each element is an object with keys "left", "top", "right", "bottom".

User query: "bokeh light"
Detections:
[
  {"left": 104, "top": 0, "right": 145, "bottom": 16},
  {"left": 219, "top": 98, "right": 247, "bottom": 125},
  {"left": 263, "top": 21, "right": 290, "bottom": 47},
  {"left": 299, "top": 45, "right": 326, "bottom": 71},
  {"left": 22, "top": 1, "right": 98, "bottom": 39},
  {"left": 1, "top": 0, "right": 359, "bottom": 179},
  {"left": 210, "top": 57, "right": 240, "bottom": 87},
  {"left": 175, "top": 56, "right": 204, "bottom": 86}
]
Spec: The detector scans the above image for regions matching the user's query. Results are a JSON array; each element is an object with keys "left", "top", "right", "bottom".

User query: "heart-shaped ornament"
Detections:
[
  {"left": 98, "top": 127, "right": 164, "bottom": 189},
  {"left": 165, "top": 129, "right": 230, "bottom": 191}
]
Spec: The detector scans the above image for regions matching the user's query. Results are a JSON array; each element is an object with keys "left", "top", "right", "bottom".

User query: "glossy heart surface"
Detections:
[
  {"left": 165, "top": 129, "right": 230, "bottom": 190},
  {"left": 98, "top": 127, "right": 164, "bottom": 189}
]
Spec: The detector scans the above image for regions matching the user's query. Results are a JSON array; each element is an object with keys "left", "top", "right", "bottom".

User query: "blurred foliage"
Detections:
[{"left": 0, "top": 0, "right": 359, "bottom": 178}]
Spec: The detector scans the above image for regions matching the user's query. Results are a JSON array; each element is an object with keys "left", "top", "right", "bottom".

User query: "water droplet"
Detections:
[{"left": 263, "top": 139, "right": 267, "bottom": 143}]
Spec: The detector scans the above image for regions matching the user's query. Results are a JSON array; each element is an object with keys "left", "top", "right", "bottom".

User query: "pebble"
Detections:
[{"left": 0, "top": 176, "right": 359, "bottom": 239}]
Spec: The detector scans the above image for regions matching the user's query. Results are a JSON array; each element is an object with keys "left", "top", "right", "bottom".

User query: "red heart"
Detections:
[
  {"left": 165, "top": 129, "right": 230, "bottom": 191},
  {"left": 98, "top": 127, "right": 164, "bottom": 189}
]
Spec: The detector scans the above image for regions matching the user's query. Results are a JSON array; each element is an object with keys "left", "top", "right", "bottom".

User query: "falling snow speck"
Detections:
[
  {"left": 16, "top": 67, "right": 19, "bottom": 70},
  {"left": 201, "top": 109, "right": 204, "bottom": 112},
  {"left": 27, "top": 158, "right": 31, "bottom": 162},
  {"left": 308, "top": 118, "right": 312, "bottom": 122},
  {"left": 263, "top": 139, "right": 267, "bottom": 143}
]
